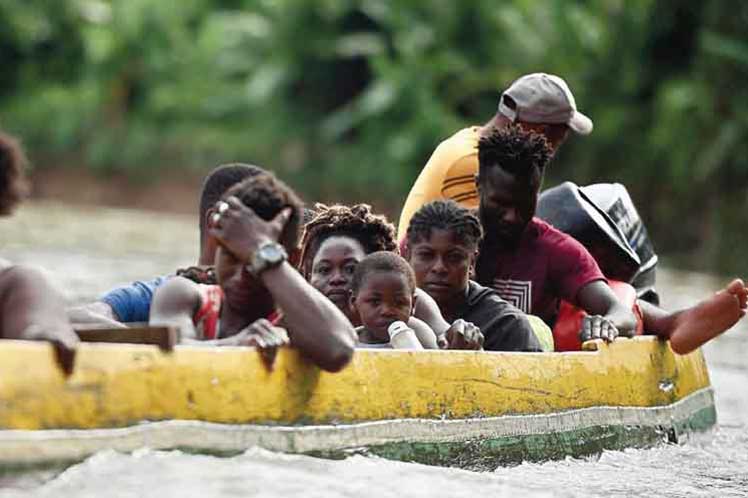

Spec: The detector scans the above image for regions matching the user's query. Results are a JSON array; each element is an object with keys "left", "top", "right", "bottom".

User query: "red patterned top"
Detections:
[{"left": 192, "top": 284, "right": 282, "bottom": 340}]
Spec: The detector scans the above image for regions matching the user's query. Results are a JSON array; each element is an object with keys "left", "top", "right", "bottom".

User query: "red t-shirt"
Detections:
[{"left": 479, "top": 218, "right": 606, "bottom": 326}]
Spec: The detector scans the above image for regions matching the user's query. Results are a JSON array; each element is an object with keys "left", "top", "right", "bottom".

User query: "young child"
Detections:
[
  {"left": 149, "top": 172, "right": 356, "bottom": 372},
  {"left": 0, "top": 131, "right": 78, "bottom": 374},
  {"left": 300, "top": 203, "right": 477, "bottom": 350},
  {"left": 349, "top": 251, "right": 428, "bottom": 349}
]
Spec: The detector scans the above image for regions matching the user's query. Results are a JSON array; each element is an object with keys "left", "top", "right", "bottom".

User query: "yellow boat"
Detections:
[{"left": 0, "top": 336, "right": 715, "bottom": 470}]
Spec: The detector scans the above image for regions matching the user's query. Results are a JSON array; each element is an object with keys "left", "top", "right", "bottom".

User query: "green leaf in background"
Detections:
[{"left": 0, "top": 0, "right": 747, "bottom": 273}]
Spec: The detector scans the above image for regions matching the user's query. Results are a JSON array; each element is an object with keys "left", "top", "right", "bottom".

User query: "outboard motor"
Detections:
[{"left": 537, "top": 182, "right": 659, "bottom": 305}]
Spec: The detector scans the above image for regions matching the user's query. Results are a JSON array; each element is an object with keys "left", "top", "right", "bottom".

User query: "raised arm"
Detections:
[
  {"left": 259, "top": 262, "right": 356, "bottom": 370},
  {"left": 211, "top": 197, "right": 355, "bottom": 372}
]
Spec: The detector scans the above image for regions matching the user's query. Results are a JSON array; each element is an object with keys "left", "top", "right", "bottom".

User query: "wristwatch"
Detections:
[{"left": 247, "top": 242, "right": 288, "bottom": 276}]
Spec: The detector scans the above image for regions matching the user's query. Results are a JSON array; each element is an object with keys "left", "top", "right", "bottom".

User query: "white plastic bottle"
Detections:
[{"left": 387, "top": 321, "right": 424, "bottom": 350}]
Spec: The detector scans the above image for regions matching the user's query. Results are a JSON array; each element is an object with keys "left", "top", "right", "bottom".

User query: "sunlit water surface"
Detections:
[{"left": 1, "top": 203, "right": 746, "bottom": 497}]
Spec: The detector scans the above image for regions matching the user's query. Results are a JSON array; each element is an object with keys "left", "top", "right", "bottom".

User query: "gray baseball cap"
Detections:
[{"left": 498, "top": 73, "right": 593, "bottom": 135}]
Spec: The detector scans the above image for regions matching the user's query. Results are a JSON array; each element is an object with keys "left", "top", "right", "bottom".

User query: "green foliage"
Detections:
[{"left": 0, "top": 0, "right": 747, "bottom": 273}]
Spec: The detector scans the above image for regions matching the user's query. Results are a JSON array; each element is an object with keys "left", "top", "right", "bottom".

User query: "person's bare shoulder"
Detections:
[{"left": 151, "top": 276, "right": 202, "bottom": 317}]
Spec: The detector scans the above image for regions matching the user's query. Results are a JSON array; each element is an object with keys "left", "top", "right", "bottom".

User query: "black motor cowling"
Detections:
[{"left": 537, "top": 182, "right": 659, "bottom": 305}]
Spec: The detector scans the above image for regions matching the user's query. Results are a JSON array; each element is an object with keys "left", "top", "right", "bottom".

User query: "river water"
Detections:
[{"left": 1, "top": 202, "right": 746, "bottom": 497}]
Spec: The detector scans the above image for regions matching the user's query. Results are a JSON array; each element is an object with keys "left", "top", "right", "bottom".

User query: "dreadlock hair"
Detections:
[
  {"left": 176, "top": 266, "right": 217, "bottom": 285},
  {"left": 222, "top": 172, "right": 304, "bottom": 254},
  {"left": 477, "top": 124, "right": 552, "bottom": 187},
  {"left": 351, "top": 251, "right": 416, "bottom": 296},
  {"left": 299, "top": 203, "right": 397, "bottom": 277},
  {"left": 0, "top": 131, "right": 29, "bottom": 216},
  {"left": 302, "top": 207, "right": 317, "bottom": 226},
  {"left": 199, "top": 163, "right": 265, "bottom": 243},
  {"left": 405, "top": 200, "right": 483, "bottom": 250}
]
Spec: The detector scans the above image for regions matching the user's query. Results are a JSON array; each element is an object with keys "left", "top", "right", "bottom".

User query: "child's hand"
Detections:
[{"left": 210, "top": 197, "right": 292, "bottom": 263}]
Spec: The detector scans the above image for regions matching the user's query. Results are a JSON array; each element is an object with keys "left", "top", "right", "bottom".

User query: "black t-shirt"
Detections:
[{"left": 456, "top": 281, "right": 541, "bottom": 352}]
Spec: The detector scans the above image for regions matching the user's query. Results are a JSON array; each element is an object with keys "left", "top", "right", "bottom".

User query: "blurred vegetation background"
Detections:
[{"left": 1, "top": 0, "right": 746, "bottom": 274}]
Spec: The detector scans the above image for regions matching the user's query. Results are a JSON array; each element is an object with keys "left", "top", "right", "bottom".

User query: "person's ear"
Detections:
[
  {"left": 349, "top": 293, "right": 358, "bottom": 314},
  {"left": 205, "top": 207, "right": 218, "bottom": 229},
  {"left": 469, "top": 249, "right": 478, "bottom": 279},
  {"left": 402, "top": 244, "right": 410, "bottom": 261}
]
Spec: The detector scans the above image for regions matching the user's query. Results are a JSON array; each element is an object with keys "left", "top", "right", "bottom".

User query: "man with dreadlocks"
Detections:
[
  {"left": 397, "top": 73, "right": 591, "bottom": 241},
  {"left": 474, "top": 124, "right": 624, "bottom": 336},
  {"left": 0, "top": 131, "right": 78, "bottom": 374},
  {"left": 300, "top": 203, "right": 482, "bottom": 349},
  {"left": 475, "top": 125, "right": 748, "bottom": 353},
  {"left": 150, "top": 172, "right": 355, "bottom": 372},
  {"left": 68, "top": 163, "right": 263, "bottom": 326},
  {"left": 405, "top": 200, "right": 545, "bottom": 352}
]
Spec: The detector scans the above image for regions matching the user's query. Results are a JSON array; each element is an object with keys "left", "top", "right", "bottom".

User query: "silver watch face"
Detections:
[{"left": 259, "top": 243, "right": 285, "bottom": 264}]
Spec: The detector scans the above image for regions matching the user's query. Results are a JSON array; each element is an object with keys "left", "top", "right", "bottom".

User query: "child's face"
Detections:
[{"left": 351, "top": 270, "right": 414, "bottom": 340}]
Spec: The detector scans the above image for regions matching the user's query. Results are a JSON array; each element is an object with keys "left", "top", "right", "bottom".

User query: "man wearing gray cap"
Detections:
[
  {"left": 397, "top": 72, "right": 592, "bottom": 240},
  {"left": 400, "top": 73, "right": 748, "bottom": 351}
]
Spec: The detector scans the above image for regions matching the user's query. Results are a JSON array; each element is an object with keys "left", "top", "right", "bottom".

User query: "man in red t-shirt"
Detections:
[
  {"left": 474, "top": 126, "right": 634, "bottom": 338},
  {"left": 486, "top": 216, "right": 607, "bottom": 327},
  {"left": 474, "top": 124, "right": 748, "bottom": 351}
]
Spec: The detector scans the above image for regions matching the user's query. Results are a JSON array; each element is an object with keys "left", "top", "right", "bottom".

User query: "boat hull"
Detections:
[{"left": 0, "top": 336, "right": 715, "bottom": 469}]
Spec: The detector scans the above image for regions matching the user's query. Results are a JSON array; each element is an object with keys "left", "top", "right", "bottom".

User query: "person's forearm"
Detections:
[
  {"left": 389, "top": 329, "right": 423, "bottom": 350},
  {"left": 407, "top": 317, "right": 438, "bottom": 349},
  {"left": 413, "top": 288, "right": 450, "bottom": 336},
  {"left": 260, "top": 262, "right": 355, "bottom": 371},
  {"left": 67, "top": 302, "right": 126, "bottom": 328},
  {"left": 577, "top": 281, "right": 637, "bottom": 336}
]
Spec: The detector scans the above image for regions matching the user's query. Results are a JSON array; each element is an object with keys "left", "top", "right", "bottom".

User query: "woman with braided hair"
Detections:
[
  {"left": 405, "top": 199, "right": 546, "bottom": 352},
  {"left": 300, "top": 203, "right": 482, "bottom": 349},
  {"left": 300, "top": 204, "right": 395, "bottom": 273}
]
